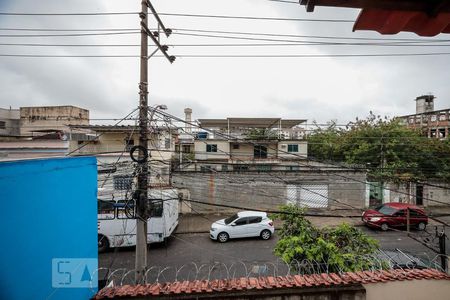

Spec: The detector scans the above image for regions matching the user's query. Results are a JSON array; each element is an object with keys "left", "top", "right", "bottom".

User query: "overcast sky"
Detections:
[{"left": 0, "top": 0, "right": 449, "bottom": 124}]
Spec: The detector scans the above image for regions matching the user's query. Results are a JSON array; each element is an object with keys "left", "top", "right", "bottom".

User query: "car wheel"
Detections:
[
  {"left": 98, "top": 234, "right": 109, "bottom": 253},
  {"left": 217, "top": 232, "right": 229, "bottom": 243},
  {"left": 261, "top": 229, "right": 272, "bottom": 240},
  {"left": 380, "top": 223, "right": 389, "bottom": 231},
  {"left": 417, "top": 222, "right": 426, "bottom": 231}
]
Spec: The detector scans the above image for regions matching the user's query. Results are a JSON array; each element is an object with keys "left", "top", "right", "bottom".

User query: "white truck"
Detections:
[{"left": 97, "top": 188, "right": 179, "bottom": 252}]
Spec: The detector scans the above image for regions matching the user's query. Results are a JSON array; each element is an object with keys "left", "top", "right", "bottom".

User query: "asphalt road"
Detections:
[{"left": 99, "top": 225, "right": 448, "bottom": 284}]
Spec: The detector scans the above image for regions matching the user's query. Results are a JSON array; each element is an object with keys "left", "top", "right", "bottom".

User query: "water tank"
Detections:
[{"left": 197, "top": 132, "right": 208, "bottom": 139}]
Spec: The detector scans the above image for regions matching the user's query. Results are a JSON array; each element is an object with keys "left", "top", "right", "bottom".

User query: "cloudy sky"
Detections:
[{"left": 0, "top": 0, "right": 449, "bottom": 124}]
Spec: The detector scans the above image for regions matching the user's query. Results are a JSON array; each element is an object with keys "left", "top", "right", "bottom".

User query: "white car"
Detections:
[{"left": 210, "top": 211, "right": 275, "bottom": 243}]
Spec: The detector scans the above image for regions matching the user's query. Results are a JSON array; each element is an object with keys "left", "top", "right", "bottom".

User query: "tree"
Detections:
[
  {"left": 273, "top": 205, "right": 380, "bottom": 273},
  {"left": 308, "top": 114, "right": 450, "bottom": 182}
]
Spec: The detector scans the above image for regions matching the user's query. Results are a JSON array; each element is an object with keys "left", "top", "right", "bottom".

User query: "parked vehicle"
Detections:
[
  {"left": 210, "top": 211, "right": 274, "bottom": 243},
  {"left": 362, "top": 202, "right": 428, "bottom": 231},
  {"left": 97, "top": 189, "right": 179, "bottom": 252}
]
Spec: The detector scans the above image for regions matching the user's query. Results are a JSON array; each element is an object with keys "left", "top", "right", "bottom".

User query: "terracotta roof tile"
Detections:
[{"left": 93, "top": 268, "right": 450, "bottom": 299}]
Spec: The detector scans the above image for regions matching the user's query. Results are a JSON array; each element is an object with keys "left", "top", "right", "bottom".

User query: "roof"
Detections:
[
  {"left": 299, "top": 0, "right": 450, "bottom": 37},
  {"left": 93, "top": 268, "right": 450, "bottom": 299},
  {"left": 69, "top": 125, "right": 176, "bottom": 133},
  {"left": 397, "top": 108, "right": 450, "bottom": 118},
  {"left": 237, "top": 210, "right": 267, "bottom": 217},
  {"left": 353, "top": 9, "right": 450, "bottom": 36},
  {"left": 198, "top": 118, "right": 306, "bottom": 129}
]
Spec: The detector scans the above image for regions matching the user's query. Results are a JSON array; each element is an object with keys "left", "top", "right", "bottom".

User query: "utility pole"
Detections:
[
  {"left": 135, "top": 0, "right": 150, "bottom": 284},
  {"left": 135, "top": 0, "right": 174, "bottom": 284}
]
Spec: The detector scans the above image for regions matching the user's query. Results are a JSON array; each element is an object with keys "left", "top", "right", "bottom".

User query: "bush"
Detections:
[{"left": 273, "top": 205, "right": 380, "bottom": 273}]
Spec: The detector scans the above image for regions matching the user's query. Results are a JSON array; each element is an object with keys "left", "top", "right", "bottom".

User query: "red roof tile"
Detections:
[
  {"left": 93, "top": 268, "right": 450, "bottom": 299},
  {"left": 353, "top": 9, "right": 450, "bottom": 36}
]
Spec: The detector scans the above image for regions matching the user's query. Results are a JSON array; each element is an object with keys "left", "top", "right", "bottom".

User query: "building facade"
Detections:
[
  {"left": 0, "top": 107, "right": 20, "bottom": 137},
  {"left": 69, "top": 125, "right": 177, "bottom": 198},
  {"left": 175, "top": 116, "right": 308, "bottom": 172},
  {"left": 398, "top": 95, "right": 449, "bottom": 139}
]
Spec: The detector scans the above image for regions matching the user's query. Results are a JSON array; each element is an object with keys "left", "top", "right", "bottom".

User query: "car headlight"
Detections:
[
  {"left": 370, "top": 217, "right": 381, "bottom": 222},
  {"left": 210, "top": 227, "right": 217, "bottom": 231}
]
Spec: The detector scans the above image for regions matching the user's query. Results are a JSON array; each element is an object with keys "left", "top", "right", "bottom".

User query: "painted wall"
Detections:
[
  {"left": 173, "top": 171, "right": 366, "bottom": 213},
  {"left": 0, "top": 157, "right": 98, "bottom": 300}
]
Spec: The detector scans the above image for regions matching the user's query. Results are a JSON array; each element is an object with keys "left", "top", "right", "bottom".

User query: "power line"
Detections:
[
  {"left": 0, "top": 31, "right": 139, "bottom": 37},
  {"left": 2, "top": 53, "right": 450, "bottom": 58},
  {"left": 0, "top": 11, "right": 353, "bottom": 22},
  {"left": 173, "top": 28, "right": 450, "bottom": 42},
  {"left": 0, "top": 12, "right": 139, "bottom": 16},
  {"left": 157, "top": 12, "right": 354, "bottom": 22}
]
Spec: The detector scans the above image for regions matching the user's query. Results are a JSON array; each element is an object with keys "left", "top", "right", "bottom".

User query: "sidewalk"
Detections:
[
  {"left": 175, "top": 205, "right": 448, "bottom": 234},
  {"left": 175, "top": 211, "right": 365, "bottom": 234}
]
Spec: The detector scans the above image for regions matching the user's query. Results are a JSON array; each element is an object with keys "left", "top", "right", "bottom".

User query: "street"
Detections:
[{"left": 99, "top": 225, "right": 447, "bottom": 284}]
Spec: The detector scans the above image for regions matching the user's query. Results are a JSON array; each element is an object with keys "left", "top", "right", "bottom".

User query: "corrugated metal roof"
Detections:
[
  {"left": 93, "top": 268, "right": 450, "bottom": 299},
  {"left": 353, "top": 8, "right": 450, "bottom": 36}
]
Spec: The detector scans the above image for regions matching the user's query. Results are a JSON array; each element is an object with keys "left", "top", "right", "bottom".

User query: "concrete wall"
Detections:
[
  {"left": 364, "top": 279, "right": 450, "bottom": 300},
  {"left": 386, "top": 182, "right": 450, "bottom": 207},
  {"left": 278, "top": 140, "right": 308, "bottom": 159},
  {"left": 195, "top": 140, "right": 230, "bottom": 160},
  {"left": 0, "top": 108, "right": 20, "bottom": 136},
  {"left": 230, "top": 142, "right": 278, "bottom": 160},
  {"left": 173, "top": 170, "right": 367, "bottom": 213},
  {"left": 20, "top": 105, "right": 89, "bottom": 135}
]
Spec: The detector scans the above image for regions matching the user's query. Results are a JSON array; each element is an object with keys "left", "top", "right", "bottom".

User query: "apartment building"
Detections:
[
  {"left": 179, "top": 117, "right": 307, "bottom": 172},
  {"left": 398, "top": 95, "right": 449, "bottom": 139}
]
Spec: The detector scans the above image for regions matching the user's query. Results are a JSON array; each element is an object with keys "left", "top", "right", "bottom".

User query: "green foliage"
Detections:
[
  {"left": 308, "top": 114, "right": 450, "bottom": 182},
  {"left": 273, "top": 205, "right": 380, "bottom": 273},
  {"left": 245, "top": 128, "right": 279, "bottom": 140}
]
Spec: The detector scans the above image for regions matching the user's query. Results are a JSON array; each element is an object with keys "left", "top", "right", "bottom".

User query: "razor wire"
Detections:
[{"left": 93, "top": 251, "right": 449, "bottom": 287}]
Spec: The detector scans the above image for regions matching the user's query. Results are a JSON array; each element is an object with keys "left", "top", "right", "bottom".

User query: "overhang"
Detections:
[
  {"left": 300, "top": 0, "right": 450, "bottom": 36},
  {"left": 198, "top": 118, "right": 306, "bottom": 129}
]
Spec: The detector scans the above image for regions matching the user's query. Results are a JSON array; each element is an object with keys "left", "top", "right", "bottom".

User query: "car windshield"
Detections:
[
  {"left": 376, "top": 205, "right": 398, "bottom": 215},
  {"left": 224, "top": 214, "right": 238, "bottom": 225}
]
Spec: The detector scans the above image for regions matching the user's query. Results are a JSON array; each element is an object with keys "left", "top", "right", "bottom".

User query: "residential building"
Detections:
[
  {"left": 398, "top": 95, "right": 449, "bottom": 139},
  {"left": 0, "top": 107, "right": 20, "bottom": 137},
  {"left": 0, "top": 105, "right": 89, "bottom": 160},
  {"left": 20, "top": 105, "right": 89, "bottom": 137},
  {"left": 177, "top": 115, "right": 308, "bottom": 172},
  {"left": 68, "top": 124, "right": 177, "bottom": 193}
]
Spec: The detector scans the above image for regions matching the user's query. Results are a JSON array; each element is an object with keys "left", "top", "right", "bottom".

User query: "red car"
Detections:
[{"left": 362, "top": 202, "right": 428, "bottom": 231}]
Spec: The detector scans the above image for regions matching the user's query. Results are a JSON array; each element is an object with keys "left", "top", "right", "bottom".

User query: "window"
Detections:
[
  {"left": 225, "top": 214, "right": 238, "bottom": 225},
  {"left": 232, "top": 144, "right": 240, "bottom": 149},
  {"left": 125, "top": 138, "right": 134, "bottom": 151},
  {"left": 394, "top": 210, "right": 406, "bottom": 217},
  {"left": 286, "top": 166, "right": 300, "bottom": 171},
  {"left": 248, "top": 216, "right": 262, "bottom": 224},
  {"left": 431, "top": 115, "right": 437, "bottom": 122},
  {"left": 0, "top": 121, "right": 5, "bottom": 129},
  {"left": 409, "top": 209, "right": 424, "bottom": 217},
  {"left": 221, "top": 164, "right": 228, "bottom": 171},
  {"left": 113, "top": 175, "right": 133, "bottom": 190},
  {"left": 256, "top": 165, "right": 272, "bottom": 171},
  {"left": 288, "top": 144, "right": 299, "bottom": 152},
  {"left": 234, "top": 217, "right": 248, "bottom": 226},
  {"left": 235, "top": 164, "right": 249, "bottom": 171},
  {"left": 206, "top": 144, "right": 217, "bottom": 152},
  {"left": 165, "top": 138, "right": 171, "bottom": 149},
  {"left": 200, "top": 165, "right": 215, "bottom": 172},
  {"left": 182, "top": 145, "right": 191, "bottom": 153},
  {"left": 150, "top": 201, "right": 163, "bottom": 217},
  {"left": 254, "top": 145, "right": 267, "bottom": 159}
]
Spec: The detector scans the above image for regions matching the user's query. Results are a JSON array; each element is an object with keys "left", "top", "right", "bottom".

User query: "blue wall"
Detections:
[{"left": 0, "top": 157, "right": 98, "bottom": 300}]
